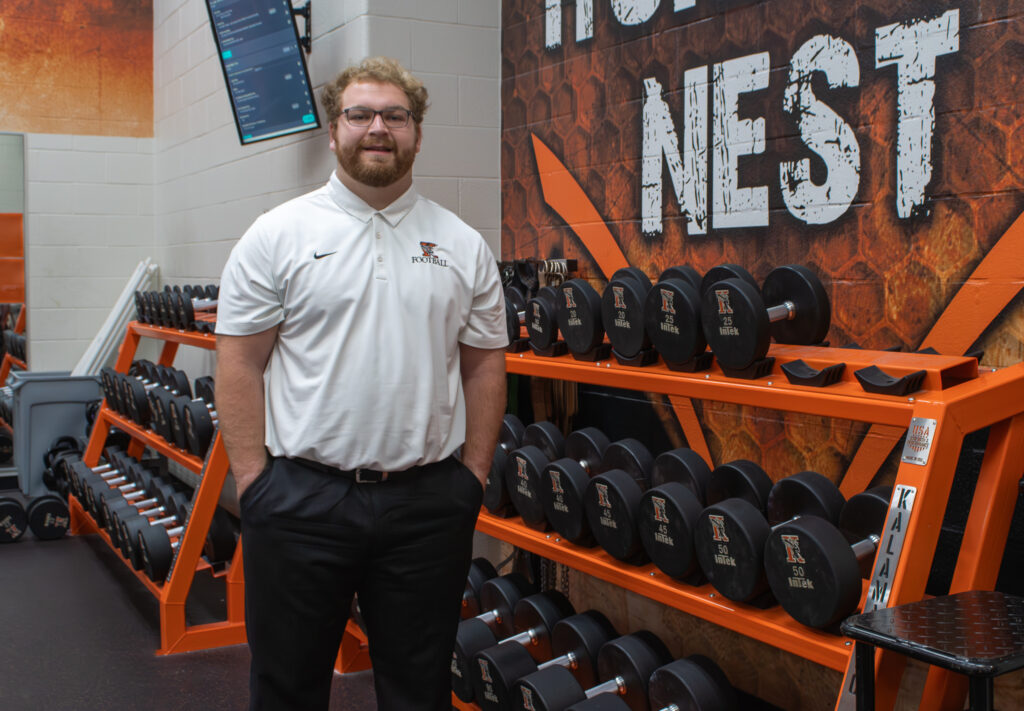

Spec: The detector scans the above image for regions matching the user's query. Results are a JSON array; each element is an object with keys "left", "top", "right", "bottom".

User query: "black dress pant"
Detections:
[{"left": 240, "top": 454, "right": 483, "bottom": 711}]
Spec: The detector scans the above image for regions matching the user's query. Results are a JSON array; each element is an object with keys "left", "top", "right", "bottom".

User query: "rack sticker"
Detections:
[{"left": 900, "top": 417, "right": 936, "bottom": 466}]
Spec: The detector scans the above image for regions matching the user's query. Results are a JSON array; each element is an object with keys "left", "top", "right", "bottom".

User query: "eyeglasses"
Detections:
[{"left": 340, "top": 106, "right": 414, "bottom": 129}]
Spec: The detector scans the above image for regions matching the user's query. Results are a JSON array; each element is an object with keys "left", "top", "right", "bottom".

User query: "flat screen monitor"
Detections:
[{"left": 205, "top": 0, "right": 320, "bottom": 144}]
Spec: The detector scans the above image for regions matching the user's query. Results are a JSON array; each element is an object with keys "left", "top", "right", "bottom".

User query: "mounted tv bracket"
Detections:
[{"left": 292, "top": 1, "right": 311, "bottom": 53}]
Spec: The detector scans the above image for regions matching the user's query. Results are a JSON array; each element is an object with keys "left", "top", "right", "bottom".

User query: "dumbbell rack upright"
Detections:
[
  {"left": 67, "top": 321, "right": 246, "bottom": 655},
  {"left": 481, "top": 346, "right": 1024, "bottom": 711}
]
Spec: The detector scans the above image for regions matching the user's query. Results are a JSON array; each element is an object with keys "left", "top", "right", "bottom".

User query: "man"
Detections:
[{"left": 215, "top": 56, "right": 508, "bottom": 711}]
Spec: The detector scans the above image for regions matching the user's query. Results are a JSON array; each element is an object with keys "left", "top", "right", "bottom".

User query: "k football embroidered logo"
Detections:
[{"left": 411, "top": 241, "right": 449, "bottom": 267}]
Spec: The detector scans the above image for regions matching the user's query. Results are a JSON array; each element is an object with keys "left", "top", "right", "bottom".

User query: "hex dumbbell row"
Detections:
[
  {"left": 62, "top": 447, "right": 239, "bottom": 582},
  {"left": 518, "top": 261, "right": 831, "bottom": 380},
  {"left": 99, "top": 363, "right": 218, "bottom": 458},
  {"left": 483, "top": 417, "right": 901, "bottom": 632},
  {"left": 134, "top": 284, "right": 219, "bottom": 333}
]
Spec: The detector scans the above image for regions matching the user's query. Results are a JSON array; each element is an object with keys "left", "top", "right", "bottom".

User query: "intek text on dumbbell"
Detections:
[
  {"left": 764, "top": 485, "right": 894, "bottom": 629},
  {"left": 504, "top": 421, "right": 566, "bottom": 529},
  {"left": 538, "top": 427, "right": 610, "bottom": 546},
  {"left": 582, "top": 439, "right": 655, "bottom": 563},
  {"left": 557, "top": 279, "right": 609, "bottom": 361},
  {"left": 694, "top": 469, "right": 845, "bottom": 604},
  {"left": 636, "top": 448, "right": 714, "bottom": 581},
  {"left": 642, "top": 265, "right": 707, "bottom": 371},
  {"left": 601, "top": 268, "right": 655, "bottom": 365},
  {"left": 701, "top": 264, "right": 830, "bottom": 373}
]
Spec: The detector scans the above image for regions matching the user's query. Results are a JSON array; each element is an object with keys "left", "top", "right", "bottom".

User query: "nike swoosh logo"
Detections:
[{"left": 313, "top": 251, "right": 337, "bottom": 260}]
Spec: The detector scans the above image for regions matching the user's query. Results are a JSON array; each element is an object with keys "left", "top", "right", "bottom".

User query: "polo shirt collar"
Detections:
[{"left": 327, "top": 172, "right": 418, "bottom": 227}]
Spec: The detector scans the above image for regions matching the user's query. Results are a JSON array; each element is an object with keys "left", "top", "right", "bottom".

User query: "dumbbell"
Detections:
[
  {"left": 694, "top": 469, "right": 845, "bottom": 604},
  {"left": 80, "top": 455, "right": 163, "bottom": 525},
  {"left": 26, "top": 494, "right": 71, "bottom": 541},
  {"left": 182, "top": 379, "right": 218, "bottom": 456},
  {"left": 526, "top": 286, "right": 566, "bottom": 355},
  {"left": 463, "top": 557, "right": 499, "bottom": 619},
  {"left": 582, "top": 439, "right": 656, "bottom": 563},
  {"left": 450, "top": 573, "right": 541, "bottom": 699},
  {"left": 137, "top": 499, "right": 237, "bottom": 581},
  {"left": 143, "top": 367, "right": 194, "bottom": 442},
  {"left": 100, "top": 467, "right": 178, "bottom": 537},
  {"left": 537, "top": 427, "right": 611, "bottom": 546},
  {"left": 0, "top": 496, "right": 27, "bottom": 542},
  {"left": 92, "top": 465, "right": 173, "bottom": 532},
  {"left": 67, "top": 451, "right": 131, "bottom": 503},
  {"left": 504, "top": 421, "right": 566, "bottom": 529},
  {"left": 484, "top": 414, "right": 527, "bottom": 516},
  {"left": 642, "top": 265, "right": 707, "bottom": 370},
  {"left": 556, "top": 279, "right": 609, "bottom": 360},
  {"left": 472, "top": 610, "right": 616, "bottom": 711},
  {"left": 701, "top": 264, "right": 830, "bottom": 372},
  {"left": 514, "top": 630, "right": 672, "bottom": 711},
  {"left": 601, "top": 267, "right": 654, "bottom": 364},
  {"left": 183, "top": 394, "right": 219, "bottom": 458},
  {"left": 764, "top": 485, "right": 893, "bottom": 629},
  {"left": 636, "top": 448, "right": 714, "bottom": 581},
  {"left": 506, "top": 286, "right": 529, "bottom": 350},
  {"left": 173, "top": 291, "right": 217, "bottom": 331},
  {"left": 100, "top": 366, "right": 127, "bottom": 415},
  {"left": 114, "top": 488, "right": 192, "bottom": 564},
  {"left": 572, "top": 655, "right": 738, "bottom": 711},
  {"left": 120, "top": 367, "right": 166, "bottom": 426},
  {"left": 454, "top": 590, "right": 576, "bottom": 703}
]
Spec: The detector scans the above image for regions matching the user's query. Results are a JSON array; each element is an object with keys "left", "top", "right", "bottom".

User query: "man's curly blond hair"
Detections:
[{"left": 321, "top": 57, "right": 429, "bottom": 127}]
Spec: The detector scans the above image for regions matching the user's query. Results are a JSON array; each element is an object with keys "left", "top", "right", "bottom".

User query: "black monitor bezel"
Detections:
[{"left": 203, "top": 0, "right": 321, "bottom": 145}]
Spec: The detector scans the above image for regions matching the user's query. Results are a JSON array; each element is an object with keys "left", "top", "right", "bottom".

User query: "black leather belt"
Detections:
[{"left": 293, "top": 457, "right": 423, "bottom": 484}]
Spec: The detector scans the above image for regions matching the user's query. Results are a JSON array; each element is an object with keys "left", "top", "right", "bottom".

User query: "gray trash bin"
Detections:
[{"left": 9, "top": 371, "right": 102, "bottom": 497}]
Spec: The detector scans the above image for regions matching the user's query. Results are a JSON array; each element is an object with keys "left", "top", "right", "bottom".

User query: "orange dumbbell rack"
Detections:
[
  {"left": 69, "top": 320, "right": 370, "bottom": 670},
  {"left": 487, "top": 344, "right": 1024, "bottom": 711}
]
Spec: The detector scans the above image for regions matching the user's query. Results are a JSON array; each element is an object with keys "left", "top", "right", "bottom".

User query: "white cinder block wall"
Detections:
[
  {"left": 24, "top": 135, "right": 155, "bottom": 371},
  {"left": 23, "top": 0, "right": 501, "bottom": 372},
  {"left": 153, "top": 0, "right": 501, "bottom": 369}
]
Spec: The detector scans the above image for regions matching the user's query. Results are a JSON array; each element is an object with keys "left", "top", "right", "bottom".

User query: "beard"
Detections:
[{"left": 336, "top": 136, "right": 416, "bottom": 188}]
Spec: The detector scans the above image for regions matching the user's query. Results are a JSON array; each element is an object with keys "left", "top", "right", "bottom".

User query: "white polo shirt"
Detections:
[{"left": 217, "top": 173, "right": 507, "bottom": 471}]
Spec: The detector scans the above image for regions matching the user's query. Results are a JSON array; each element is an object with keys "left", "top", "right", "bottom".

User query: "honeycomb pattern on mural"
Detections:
[{"left": 502, "top": 0, "right": 1024, "bottom": 480}]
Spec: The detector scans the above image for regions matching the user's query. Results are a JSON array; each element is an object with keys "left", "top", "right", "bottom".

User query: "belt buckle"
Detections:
[{"left": 355, "top": 469, "right": 388, "bottom": 483}]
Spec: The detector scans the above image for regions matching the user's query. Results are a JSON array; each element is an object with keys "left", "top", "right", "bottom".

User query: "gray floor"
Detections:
[{"left": 0, "top": 532, "right": 378, "bottom": 711}]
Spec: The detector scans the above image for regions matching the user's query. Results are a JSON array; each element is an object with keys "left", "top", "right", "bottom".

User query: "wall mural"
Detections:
[
  {"left": 502, "top": 0, "right": 1024, "bottom": 474},
  {"left": 0, "top": 0, "right": 153, "bottom": 137}
]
